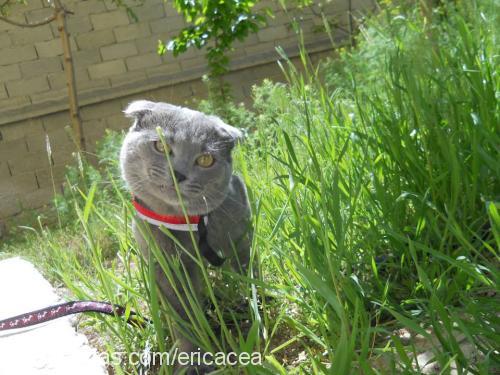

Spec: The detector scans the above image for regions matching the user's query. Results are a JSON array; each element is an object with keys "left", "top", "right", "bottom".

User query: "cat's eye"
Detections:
[
  {"left": 196, "top": 154, "right": 215, "bottom": 168},
  {"left": 153, "top": 140, "right": 171, "bottom": 155}
]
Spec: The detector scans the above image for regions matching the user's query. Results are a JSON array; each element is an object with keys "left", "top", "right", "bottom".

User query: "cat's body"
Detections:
[{"left": 120, "top": 100, "right": 252, "bottom": 373}]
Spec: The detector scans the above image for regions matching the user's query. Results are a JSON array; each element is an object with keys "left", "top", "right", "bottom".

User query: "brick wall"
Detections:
[{"left": 0, "top": 0, "right": 374, "bottom": 219}]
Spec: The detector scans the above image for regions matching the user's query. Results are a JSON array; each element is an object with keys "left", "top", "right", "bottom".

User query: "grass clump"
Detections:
[{"left": 1, "top": 0, "right": 498, "bottom": 374}]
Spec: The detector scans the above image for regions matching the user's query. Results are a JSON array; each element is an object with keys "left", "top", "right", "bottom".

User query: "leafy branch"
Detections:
[{"left": 158, "top": 0, "right": 268, "bottom": 113}]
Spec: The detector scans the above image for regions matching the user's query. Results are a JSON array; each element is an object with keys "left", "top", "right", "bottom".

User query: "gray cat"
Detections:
[{"left": 120, "top": 100, "right": 252, "bottom": 373}]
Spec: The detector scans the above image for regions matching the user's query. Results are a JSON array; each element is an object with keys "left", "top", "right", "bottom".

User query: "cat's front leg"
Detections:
[
  {"left": 133, "top": 222, "right": 214, "bottom": 373},
  {"left": 208, "top": 175, "right": 255, "bottom": 277},
  {"left": 228, "top": 226, "right": 253, "bottom": 276},
  {"left": 155, "top": 259, "right": 217, "bottom": 374}
]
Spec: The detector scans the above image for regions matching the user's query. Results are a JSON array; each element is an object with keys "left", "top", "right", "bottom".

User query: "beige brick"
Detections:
[
  {"left": 3, "top": 173, "right": 38, "bottom": 195},
  {"left": 25, "top": 132, "right": 48, "bottom": 153},
  {"left": 70, "top": 35, "right": 79, "bottom": 50},
  {"left": 266, "top": 11, "right": 293, "bottom": 27},
  {"left": 180, "top": 57, "right": 208, "bottom": 71},
  {"left": 131, "top": 3, "right": 165, "bottom": 21},
  {"left": 83, "top": 118, "right": 108, "bottom": 142},
  {"left": 35, "top": 38, "right": 63, "bottom": 57},
  {"left": 35, "top": 165, "right": 67, "bottom": 188},
  {"left": 25, "top": 7, "right": 54, "bottom": 23},
  {"left": 233, "top": 34, "right": 259, "bottom": 49},
  {"left": 243, "top": 41, "right": 275, "bottom": 56},
  {"left": 0, "top": 161, "right": 11, "bottom": 179},
  {"left": 0, "top": 138, "right": 28, "bottom": 161},
  {"left": 145, "top": 62, "right": 181, "bottom": 79},
  {"left": 110, "top": 70, "right": 147, "bottom": 87},
  {"left": 126, "top": 52, "right": 161, "bottom": 70},
  {"left": 44, "top": 127, "right": 73, "bottom": 151},
  {"left": 0, "top": 85, "right": 7, "bottom": 100},
  {"left": 161, "top": 1, "right": 173, "bottom": 16},
  {"left": 105, "top": 113, "right": 128, "bottom": 130},
  {"left": 134, "top": 35, "right": 163, "bottom": 54},
  {"left": 6, "top": 77, "right": 49, "bottom": 97},
  {"left": 10, "top": 25, "right": 53, "bottom": 45},
  {"left": 0, "top": 18, "right": 15, "bottom": 32},
  {"left": 91, "top": 10, "right": 129, "bottom": 30},
  {"left": 103, "top": 0, "right": 118, "bottom": 11},
  {"left": 66, "top": 16, "right": 93, "bottom": 35},
  {"left": 0, "top": 119, "right": 44, "bottom": 142},
  {"left": 0, "top": 33, "right": 11, "bottom": 48},
  {"left": 22, "top": 187, "right": 55, "bottom": 210},
  {"left": 73, "top": 49, "right": 102, "bottom": 67},
  {"left": 0, "top": 65, "right": 22, "bottom": 82},
  {"left": 257, "top": 25, "right": 289, "bottom": 42},
  {"left": 88, "top": 60, "right": 126, "bottom": 79},
  {"left": 0, "top": 196, "right": 21, "bottom": 218},
  {"left": 7, "top": 152, "right": 50, "bottom": 175},
  {"left": 190, "top": 79, "right": 208, "bottom": 97},
  {"left": 20, "top": 57, "right": 62, "bottom": 78},
  {"left": 12, "top": 0, "right": 43, "bottom": 11},
  {"left": 254, "top": 0, "right": 280, "bottom": 12},
  {"left": 150, "top": 82, "right": 192, "bottom": 103},
  {"left": 77, "top": 78, "right": 111, "bottom": 92},
  {"left": 114, "top": 22, "right": 151, "bottom": 42},
  {"left": 227, "top": 46, "right": 246, "bottom": 60},
  {"left": 30, "top": 88, "right": 68, "bottom": 106},
  {"left": 0, "top": 96, "right": 31, "bottom": 111},
  {"left": 48, "top": 68, "right": 89, "bottom": 90},
  {"left": 100, "top": 42, "right": 138, "bottom": 60},
  {"left": 50, "top": 147, "right": 75, "bottom": 166},
  {"left": 0, "top": 46, "right": 37, "bottom": 65},
  {"left": 73, "top": 0, "right": 107, "bottom": 16},
  {"left": 80, "top": 100, "right": 122, "bottom": 120},
  {"left": 0, "top": 177, "right": 15, "bottom": 198},
  {"left": 76, "top": 29, "right": 116, "bottom": 50},
  {"left": 42, "top": 111, "right": 71, "bottom": 132},
  {"left": 150, "top": 16, "right": 185, "bottom": 34},
  {"left": 251, "top": 62, "right": 285, "bottom": 81}
]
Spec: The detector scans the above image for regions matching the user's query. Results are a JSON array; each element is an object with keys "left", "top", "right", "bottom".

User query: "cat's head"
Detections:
[{"left": 120, "top": 100, "right": 243, "bottom": 215}]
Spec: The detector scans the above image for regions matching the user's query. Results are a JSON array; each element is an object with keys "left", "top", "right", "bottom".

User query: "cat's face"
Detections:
[{"left": 120, "top": 100, "right": 242, "bottom": 215}]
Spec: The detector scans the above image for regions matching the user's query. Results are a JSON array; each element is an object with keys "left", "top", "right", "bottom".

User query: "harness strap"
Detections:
[
  {"left": 198, "top": 216, "right": 225, "bottom": 267},
  {"left": 132, "top": 197, "right": 225, "bottom": 267}
]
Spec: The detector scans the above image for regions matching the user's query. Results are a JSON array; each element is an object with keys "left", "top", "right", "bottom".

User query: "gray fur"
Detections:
[{"left": 120, "top": 100, "right": 252, "bottom": 372}]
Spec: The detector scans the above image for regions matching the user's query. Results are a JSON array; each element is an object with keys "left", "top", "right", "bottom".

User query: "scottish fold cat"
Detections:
[{"left": 120, "top": 100, "right": 252, "bottom": 373}]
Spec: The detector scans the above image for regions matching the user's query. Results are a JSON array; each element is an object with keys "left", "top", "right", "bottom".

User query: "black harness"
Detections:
[{"left": 197, "top": 216, "right": 225, "bottom": 266}]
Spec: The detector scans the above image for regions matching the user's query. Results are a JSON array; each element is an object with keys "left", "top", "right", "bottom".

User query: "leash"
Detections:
[
  {"left": 0, "top": 300, "right": 149, "bottom": 331},
  {"left": 0, "top": 200, "right": 225, "bottom": 332}
]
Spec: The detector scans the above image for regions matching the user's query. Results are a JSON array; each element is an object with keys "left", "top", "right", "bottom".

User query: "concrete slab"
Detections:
[{"left": 0, "top": 257, "right": 107, "bottom": 375}]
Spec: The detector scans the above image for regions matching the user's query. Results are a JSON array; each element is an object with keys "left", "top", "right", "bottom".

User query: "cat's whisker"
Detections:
[{"left": 202, "top": 196, "right": 210, "bottom": 213}]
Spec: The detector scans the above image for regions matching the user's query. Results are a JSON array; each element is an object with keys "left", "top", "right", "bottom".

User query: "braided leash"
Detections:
[
  {"left": 0, "top": 203, "right": 224, "bottom": 332},
  {"left": 0, "top": 300, "right": 149, "bottom": 331}
]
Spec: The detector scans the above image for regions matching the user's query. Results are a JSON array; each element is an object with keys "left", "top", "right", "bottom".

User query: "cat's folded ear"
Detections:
[
  {"left": 215, "top": 119, "right": 245, "bottom": 148},
  {"left": 124, "top": 100, "right": 156, "bottom": 128}
]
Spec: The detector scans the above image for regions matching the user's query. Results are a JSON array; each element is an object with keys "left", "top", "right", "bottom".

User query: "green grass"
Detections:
[{"left": 1, "top": 0, "right": 499, "bottom": 374}]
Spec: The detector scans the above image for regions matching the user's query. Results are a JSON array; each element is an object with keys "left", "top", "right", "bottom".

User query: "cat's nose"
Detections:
[{"left": 173, "top": 170, "right": 187, "bottom": 183}]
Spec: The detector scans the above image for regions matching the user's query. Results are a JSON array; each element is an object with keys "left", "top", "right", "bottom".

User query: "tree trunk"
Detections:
[{"left": 54, "top": 0, "right": 85, "bottom": 151}]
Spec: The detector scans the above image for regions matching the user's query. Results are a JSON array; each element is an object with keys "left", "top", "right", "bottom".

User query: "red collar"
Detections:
[{"left": 132, "top": 199, "right": 202, "bottom": 231}]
